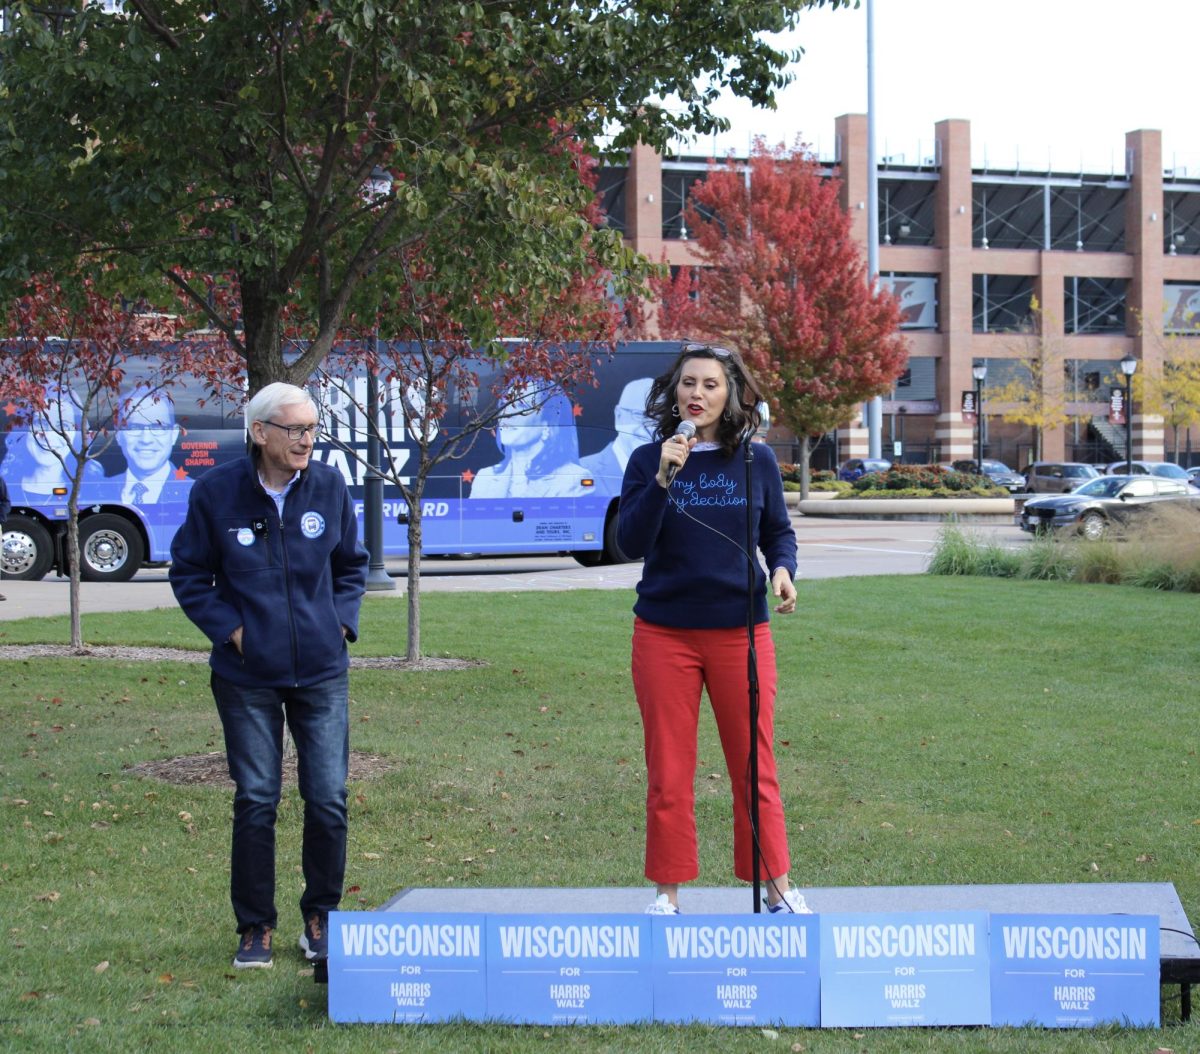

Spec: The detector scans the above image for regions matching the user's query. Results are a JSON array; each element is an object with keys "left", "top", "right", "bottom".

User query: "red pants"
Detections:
[{"left": 631, "top": 617, "right": 791, "bottom": 885}]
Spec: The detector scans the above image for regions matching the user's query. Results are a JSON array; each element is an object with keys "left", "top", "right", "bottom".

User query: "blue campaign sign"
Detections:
[
  {"left": 327, "top": 911, "right": 487, "bottom": 1023},
  {"left": 651, "top": 914, "right": 820, "bottom": 1026},
  {"left": 990, "top": 914, "right": 1160, "bottom": 1027},
  {"left": 486, "top": 914, "right": 653, "bottom": 1025},
  {"left": 820, "top": 911, "right": 991, "bottom": 1027}
]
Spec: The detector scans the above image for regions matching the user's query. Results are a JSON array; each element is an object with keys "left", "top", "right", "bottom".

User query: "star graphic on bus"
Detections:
[
  {"left": 572, "top": 403, "right": 583, "bottom": 417},
  {"left": 461, "top": 468, "right": 475, "bottom": 484},
  {"left": 173, "top": 467, "right": 190, "bottom": 480}
]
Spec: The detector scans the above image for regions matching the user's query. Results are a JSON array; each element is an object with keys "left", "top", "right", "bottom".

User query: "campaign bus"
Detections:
[{"left": 0, "top": 342, "right": 679, "bottom": 582}]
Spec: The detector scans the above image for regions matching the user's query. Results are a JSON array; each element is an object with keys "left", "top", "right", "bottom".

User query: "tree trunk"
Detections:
[
  {"left": 67, "top": 510, "right": 83, "bottom": 652},
  {"left": 405, "top": 499, "right": 423, "bottom": 663},
  {"left": 240, "top": 278, "right": 290, "bottom": 395}
]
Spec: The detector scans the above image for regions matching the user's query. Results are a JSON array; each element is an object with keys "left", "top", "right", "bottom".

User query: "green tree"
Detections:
[
  {"left": 0, "top": 0, "right": 845, "bottom": 394},
  {"left": 987, "top": 296, "right": 1080, "bottom": 462},
  {"left": 1133, "top": 324, "right": 1200, "bottom": 462}
]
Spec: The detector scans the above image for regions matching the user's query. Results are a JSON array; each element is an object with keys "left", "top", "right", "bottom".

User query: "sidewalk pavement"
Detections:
[
  {"left": 0, "top": 557, "right": 647, "bottom": 622},
  {"left": 0, "top": 515, "right": 989, "bottom": 623}
]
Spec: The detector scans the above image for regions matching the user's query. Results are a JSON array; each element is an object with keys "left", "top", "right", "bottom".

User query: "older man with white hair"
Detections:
[{"left": 169, "top": 382, "right": 368, "bottom": 970}]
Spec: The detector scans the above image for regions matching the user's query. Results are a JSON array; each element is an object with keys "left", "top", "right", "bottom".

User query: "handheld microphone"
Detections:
[{"left": 664, "top": 419, "right": 696, "bottom": 486}]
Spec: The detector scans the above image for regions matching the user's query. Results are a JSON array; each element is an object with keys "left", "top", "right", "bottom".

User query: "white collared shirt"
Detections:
[{"left": 259, "top": 470, "right": 300, "bottom": 519}]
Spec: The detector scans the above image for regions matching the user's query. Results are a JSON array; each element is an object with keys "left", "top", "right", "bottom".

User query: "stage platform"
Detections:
[{"left": 381, "top": 881, "right": 1200, "bottom": 1015}]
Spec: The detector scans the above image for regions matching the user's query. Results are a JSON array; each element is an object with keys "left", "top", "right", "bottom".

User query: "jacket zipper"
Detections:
[{"left": 278, "top": 495, "right": 300, "bottom": 687}]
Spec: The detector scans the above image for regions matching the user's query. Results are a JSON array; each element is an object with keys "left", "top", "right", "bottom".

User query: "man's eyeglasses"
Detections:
[
  {"left": 681, "top": 342, "right": 732, "bottom": 359},
  {"left": 122, "top": 424, "right": 174, "bottom": 436},
  {"left": 263, "top": 420, "right": 319, "bottom": 441}
]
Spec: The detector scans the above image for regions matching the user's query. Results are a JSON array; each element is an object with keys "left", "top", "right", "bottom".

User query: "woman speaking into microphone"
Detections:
[{"left": 616, "top": 342, "right": 809, "bottom": 916}]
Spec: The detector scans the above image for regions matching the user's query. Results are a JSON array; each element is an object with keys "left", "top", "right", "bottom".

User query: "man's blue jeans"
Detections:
[{"left": 211, "top": 671, "right": 349, "bottom": 933}]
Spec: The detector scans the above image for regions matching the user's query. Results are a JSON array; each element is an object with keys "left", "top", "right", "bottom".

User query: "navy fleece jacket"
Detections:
[
  {"left": 617, "top": 441, "right": 797, "bottom": 629},
  {"left": 169, "top": 455, "right": 368, "bottom": 688}
]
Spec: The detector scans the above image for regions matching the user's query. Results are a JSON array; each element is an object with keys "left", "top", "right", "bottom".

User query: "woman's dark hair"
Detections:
[{"left": 644, "top": 342, "right": 766, "bottom": 458}]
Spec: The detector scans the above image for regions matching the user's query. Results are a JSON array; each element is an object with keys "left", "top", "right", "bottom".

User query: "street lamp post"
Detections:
[
  {"left": 971, "top": 363, "right": 987, "bottom": 472},
  {"left": 1120, "top": 353, "right": 1138, "bottom": 471},
  {"left": 362, "top": 167, "right": 397, "bottom": 592}
]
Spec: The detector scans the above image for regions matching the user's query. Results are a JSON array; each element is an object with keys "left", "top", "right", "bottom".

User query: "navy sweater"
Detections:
[
  {"left": 169, "top": 455, "right": 368, "bottom": 688},
  {"left": 617, "top": 441, "right": 797, "bottom": 629}
]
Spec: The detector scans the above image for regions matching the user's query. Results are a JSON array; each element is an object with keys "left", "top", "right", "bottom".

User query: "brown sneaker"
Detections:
[{"left": 299, "top": 912, "right": 328, "bottom": 961}]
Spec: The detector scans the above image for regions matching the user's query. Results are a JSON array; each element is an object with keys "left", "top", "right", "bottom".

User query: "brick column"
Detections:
[
  {"left": 835, "top": 113, "right": 871, "bottom": 462},
  {"left": 933, "top": 119, "right": 975, "bottom": 462},
  {"left": 625, "top": 143, "right": 663, "bottom": 261},
  {"left": 1034, "top": 256, "right": 1067, "bottom": 461},
  {"left": 835, "top": 114, "right": 870, "bottom": 247},
  {"left": 1125, "top": 129, "right": 1166, "bottom": 460}
]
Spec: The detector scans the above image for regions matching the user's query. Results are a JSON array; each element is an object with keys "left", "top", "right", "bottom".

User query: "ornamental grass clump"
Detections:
[
  {"left": 927, "top": 496, "right": 1200, "bottom": 592},
  {"left": 1073, "top": 539, "right": 1124, "bottom": 585},
  {"left": 1017, "top": 534, "right": 1077, "bottom": 581},
  {"left": 926, "top": 523, "right": 1020, "bottom": 577}
]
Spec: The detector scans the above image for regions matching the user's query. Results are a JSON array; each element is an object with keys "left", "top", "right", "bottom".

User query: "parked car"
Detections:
[
  {"left": 1103, "top": 460, "right": 1191, "bottom": 481},
  {"left": 1188, "top": 466, "right": 1200, "bottom": 484},
  {"left": 1022, "top": 461, "right": 1101, "bottom": 494},
  {"left": 837, "top": 457, "right": 891, "bottom": 482},
  {"left": 1018, "top": 475, "right": 1200, "bottom": 539},
  {"left": 952, "top": 459, "right": 1025, "bottom": 492}
]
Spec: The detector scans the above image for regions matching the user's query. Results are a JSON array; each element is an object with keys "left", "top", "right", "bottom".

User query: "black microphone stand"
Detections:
[{"left": 741, "top": 430, "right": 762, "bottom": 913}]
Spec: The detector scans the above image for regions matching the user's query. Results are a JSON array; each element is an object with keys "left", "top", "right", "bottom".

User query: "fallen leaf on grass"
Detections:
[
  {"left": 34, "top": 891, "right": 60, "bottom": 902},
  {"left": 94, "top": 961, "right": 109, "bottom": 974}
]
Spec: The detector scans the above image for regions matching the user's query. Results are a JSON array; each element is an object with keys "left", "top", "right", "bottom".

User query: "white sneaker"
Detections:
[
  {"left": 767, "top": 888, "right": 812, "bottom": 914},
  {"left": 645, "top": 893, "right": 680, "bottom": 915}
]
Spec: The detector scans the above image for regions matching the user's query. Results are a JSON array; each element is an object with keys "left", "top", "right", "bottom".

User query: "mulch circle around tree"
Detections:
[
  {"left": 128, "top": 750, "right": 396, "bottom": 789},
  {"left": 3, "top": 644, "right": 484, "bottom": 787},
  {"left": 0, "top": 643, "right": 484, "bottom": 671}
]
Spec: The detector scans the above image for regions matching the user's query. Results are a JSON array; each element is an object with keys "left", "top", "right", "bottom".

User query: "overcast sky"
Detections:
[{"left": 676, "top": 0, "right": 1196, "bottom": 176}]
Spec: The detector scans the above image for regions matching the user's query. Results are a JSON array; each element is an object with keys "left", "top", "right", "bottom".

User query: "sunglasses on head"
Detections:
[{"left": 681, "top": 342, "right": 732, "bottom": 359}]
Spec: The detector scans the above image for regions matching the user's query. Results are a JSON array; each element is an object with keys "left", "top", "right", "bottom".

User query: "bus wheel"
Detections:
[
  {"left": 78, "top": 515, "right": 144, "bottom": 582},
  {"left": 571, "top": 548, "right": 604, "bottom": 567},
  {"left": 602, "top": 511, "right": 632, "bottom": 565},
  {"left": 2, "top": 515, "right": 54, "bottom": 581}
]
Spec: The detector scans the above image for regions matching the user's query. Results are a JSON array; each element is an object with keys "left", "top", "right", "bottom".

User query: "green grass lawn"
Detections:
[{"left": 2, "top": 576, "right": 1199, "bottom": 1052}]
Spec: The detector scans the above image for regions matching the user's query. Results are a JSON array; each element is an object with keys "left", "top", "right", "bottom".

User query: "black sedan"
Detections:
[{"left": 1017, "top": 475, "right": 1200, "bottom": 540}]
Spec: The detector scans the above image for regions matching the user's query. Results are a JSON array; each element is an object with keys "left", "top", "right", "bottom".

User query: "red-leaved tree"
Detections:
[
  {"left": 656, "top": 138, "right": 909, "bottom": 494},
  {"left": 0, "top": 274, "right": 239, "bottom": 649}
]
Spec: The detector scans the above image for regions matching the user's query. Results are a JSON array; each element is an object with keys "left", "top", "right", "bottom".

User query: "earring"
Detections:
[{"left": 671, "top": 403, "right": 680, "bottom": 417}]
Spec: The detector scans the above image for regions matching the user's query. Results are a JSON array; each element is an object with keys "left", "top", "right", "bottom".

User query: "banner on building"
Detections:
[
  {"left": 961, "top": 390, "right": 978, "bottom": 424},
  {"left": 879, "top": 275, "right": 937, "bottom": 329},
  {"left": 1163, "top": 284, "right": 1200, "bottom": 333},
  {"left": 1109, "top": 386, "right": 1126, "bottom": 425}
]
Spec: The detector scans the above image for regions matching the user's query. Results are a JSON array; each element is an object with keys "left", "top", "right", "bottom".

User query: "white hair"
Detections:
[{"left": 244, "top": 382, "right": 316, "bottom": 435}]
